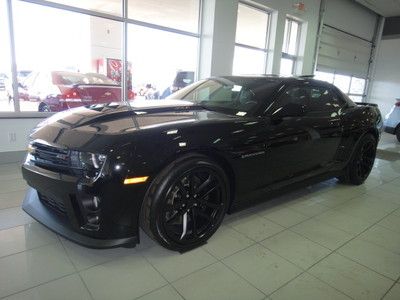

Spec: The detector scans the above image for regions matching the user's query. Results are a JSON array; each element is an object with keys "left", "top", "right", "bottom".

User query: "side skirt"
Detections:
[{"left": 229, "top": 170, "right": 342, "bottom": 213}]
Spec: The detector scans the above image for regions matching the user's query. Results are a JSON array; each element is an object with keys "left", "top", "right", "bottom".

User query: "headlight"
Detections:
[{"left": 70, "top": 151, "right": 107, "bottom": 181}]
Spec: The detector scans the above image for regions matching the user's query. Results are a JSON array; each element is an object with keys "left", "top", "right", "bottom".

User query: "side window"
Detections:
[
  {"left": 277, "top": 86, "right": 308, "bottom": 107},
  {"left": 307, "top": 86, "right": 342, "bottom": 113}
]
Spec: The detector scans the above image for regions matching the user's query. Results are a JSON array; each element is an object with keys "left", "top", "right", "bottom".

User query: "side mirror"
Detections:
[{"left": 271, "top": 103, "right": 306, "bottom": 122}]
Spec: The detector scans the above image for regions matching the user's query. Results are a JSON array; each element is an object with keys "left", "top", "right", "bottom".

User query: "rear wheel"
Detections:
[
  {"left": 396, "top": 126, "right": 400, "bottom": 142},
  {"left": 339, "top": 133, "right": 377, "bottom": 185},
  {"left": 141, "top": 154, "right": 229, "bottom": 251}
]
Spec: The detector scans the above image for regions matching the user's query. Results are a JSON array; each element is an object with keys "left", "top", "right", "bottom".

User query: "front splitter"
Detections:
[{"left": 22, "top": 187, "right": 138, "bottom": 249}]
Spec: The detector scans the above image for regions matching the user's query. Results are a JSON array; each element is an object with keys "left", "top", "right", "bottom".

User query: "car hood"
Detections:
[{"left": 30, "top": 100, "right": 245, "bottom": 151}]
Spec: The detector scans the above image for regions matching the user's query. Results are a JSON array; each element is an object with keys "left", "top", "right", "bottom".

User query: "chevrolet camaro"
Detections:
[{"left": 22, "top": 76, "right": 382, "bottom": 251}]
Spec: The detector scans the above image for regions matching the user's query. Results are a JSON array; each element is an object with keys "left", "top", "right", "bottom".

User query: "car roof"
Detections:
[{"left": 218, "top": 75, "right": 332, "bottom": 87}]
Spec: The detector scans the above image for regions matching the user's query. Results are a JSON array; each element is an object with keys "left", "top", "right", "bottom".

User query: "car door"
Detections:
[
  {"left": 261, "top": 84, "right": 317, "bottom": 186},
  {"left": 301, "top": 84, "right": 344, "bottom": 169}
]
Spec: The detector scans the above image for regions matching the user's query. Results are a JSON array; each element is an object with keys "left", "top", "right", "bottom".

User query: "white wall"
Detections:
[
  {"left": 369, "top": 38, "right": 400, "bottom": 116},
  {"left": 199, "top": 0, "right": 239, "bottom": 78},
  {"left": 254, "top": 0, "right": 321, "bottom": 75},
  {"left": 200, "top": 0, "right": 321, "bottom": 77},
  {"left": 0, "top": 118, "right": 44, "bottom": 153}
]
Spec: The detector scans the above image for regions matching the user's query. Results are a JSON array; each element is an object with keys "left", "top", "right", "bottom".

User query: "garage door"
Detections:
[{"left": 316, "top": 25, "right": 372, "bottom": 78}]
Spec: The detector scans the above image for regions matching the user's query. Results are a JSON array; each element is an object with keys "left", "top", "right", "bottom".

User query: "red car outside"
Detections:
[{"left": 20, "top": 71, "right": 134, "bottom": 112}]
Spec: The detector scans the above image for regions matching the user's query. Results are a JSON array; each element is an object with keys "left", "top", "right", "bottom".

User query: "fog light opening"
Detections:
[{"left": 80, "top": 195, "right": 101, "bottom": 231}]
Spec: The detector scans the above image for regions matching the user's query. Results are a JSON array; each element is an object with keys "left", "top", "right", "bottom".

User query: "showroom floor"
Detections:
[{"left": 0, "top": 134, "right": 399, "bottom": 300}]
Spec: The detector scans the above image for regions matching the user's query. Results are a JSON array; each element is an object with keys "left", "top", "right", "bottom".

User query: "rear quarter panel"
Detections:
[{"left": 338, "top": 105, "right": 381, "bottom": 164}]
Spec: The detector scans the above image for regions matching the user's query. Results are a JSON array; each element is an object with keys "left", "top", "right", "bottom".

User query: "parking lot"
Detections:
[{"left": 0, "top": 91, "right": 39, "bottom": 112}]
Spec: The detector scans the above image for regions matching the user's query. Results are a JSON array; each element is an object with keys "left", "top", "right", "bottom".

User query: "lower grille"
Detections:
[{"left": 38, "top": 192, "right": 67, "bottom": 216}]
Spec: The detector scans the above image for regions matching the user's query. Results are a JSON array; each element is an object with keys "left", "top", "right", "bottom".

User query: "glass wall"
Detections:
[
  {"left": 12, "top": 2, "right": 122, "bottom": 112},
  {"left": 0, "top": 0, "right": 12, "bottom": 112},
  {"left": 47, "top": 0, "right": 122, "bottom": 16},
  {"left": 314, "top": 71, "right": 367, "bottom": 101},
  {"left": 128, "top": 0, "right": 199, "bottom": 33},
  {"left": 127, "top": 25, "right": 198, "bottom": 99},
  {"left": 233, "top": 3, "right": 270, "bottom": 75},
  {"left": 1, "top": 0, "right": 200, "bottom": 113}
]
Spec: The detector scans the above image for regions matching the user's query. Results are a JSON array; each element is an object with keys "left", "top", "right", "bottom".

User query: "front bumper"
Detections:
[
  {"left": 23, "top": 188, "right": 137, "bottom": 248},
  {"left": 21, "top": 162, "right": 141, "bottom": 249}
]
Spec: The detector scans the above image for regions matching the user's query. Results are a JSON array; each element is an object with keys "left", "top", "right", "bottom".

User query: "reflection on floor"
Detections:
[{"left": 0, "top": 133, "right": 399, "bottom": 300}]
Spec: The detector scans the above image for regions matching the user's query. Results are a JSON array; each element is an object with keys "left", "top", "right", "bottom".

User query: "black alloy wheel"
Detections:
[
  {"left": 340, "top": 133, "right": 377, "bottom": 185},
  {"left": 141, "top": 154, "right": 229, "bottom": 251},
  {"left": 162, "top": 168, "right": 225, "bottom": 244},
  {"left": 354, "top": 138, "right": 376, "bottom": 181}
]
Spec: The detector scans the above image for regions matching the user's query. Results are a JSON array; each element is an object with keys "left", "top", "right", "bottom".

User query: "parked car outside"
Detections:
[
  {"left": 22, "top": 76, "right": 381, "bottom": 251},
  {"left": 5, "top": 70, "right": 32, "bottom": 101},
  {"left": 160, "top": 71, "right": 195, "bottom": 99},
  {"left": 16, "top": 71, "right": 135, "bottom": 112},
  {"left": 383, "top": 97, "right": 400, "bottom": 142}
]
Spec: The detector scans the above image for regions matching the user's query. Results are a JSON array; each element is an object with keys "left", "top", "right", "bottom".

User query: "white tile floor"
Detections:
[{"left": 0, "top": 133, "right": 399, "bottom": 300}]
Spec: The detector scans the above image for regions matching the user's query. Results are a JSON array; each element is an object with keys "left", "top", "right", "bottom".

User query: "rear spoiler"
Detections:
[{"left": 355, "top": 102, "right": 378, "bottom": 107}]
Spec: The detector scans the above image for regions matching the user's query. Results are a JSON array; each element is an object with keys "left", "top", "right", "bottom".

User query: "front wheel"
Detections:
[
  {"left": 396, "top": 126, "right": 400, "bottom": 143},
  {"left": 141, "top": 154, "right": 229, "bottom": 251},
  {"left": 339, "top": 133, "right": 377, "bottom": 185}
]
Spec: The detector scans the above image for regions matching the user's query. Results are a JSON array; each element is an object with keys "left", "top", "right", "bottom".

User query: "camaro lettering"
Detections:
[{"left": 241, "top": 151, "right": 265, "bottom": 159}]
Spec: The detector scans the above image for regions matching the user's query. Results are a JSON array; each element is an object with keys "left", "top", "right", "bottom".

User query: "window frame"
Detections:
[
  {"left": 306, "top": 85, "right": 346, "bottom": 115},
  {"left": 281, "top": 17, "right": 301, "bottom": 75},
  {"left": 267, "top": 82, "right": 346, "bottom": 117},
  {"left": 233, "top": 1, "right": 272, "bottom": 75},
  {"left": 1, "top": 0, "right": 202, "bottom": 117},
  {"left": 267, "top": 84, "right": 309, "bottom": 116},
  {"left": 314, "top": 71, "right": 367, "bottom": 101}
]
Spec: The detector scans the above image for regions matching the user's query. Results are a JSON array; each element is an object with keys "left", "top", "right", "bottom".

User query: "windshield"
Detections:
[{"left": 167, "top": 77, "right": 281, "bottom": 115}]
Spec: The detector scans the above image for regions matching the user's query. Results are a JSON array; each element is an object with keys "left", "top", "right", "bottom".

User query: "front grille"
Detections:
[
  {"left": 30, "top": 143, "right": 82, "bottom": 175},
  {"left": 38, "top": 192, "right": 67, "bottom": 216},
  {"left": 33, "top": 143, "right": 70, "bottom": 167}
]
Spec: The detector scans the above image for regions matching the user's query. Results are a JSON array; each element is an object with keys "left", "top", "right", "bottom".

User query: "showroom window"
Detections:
[
  {"left": 233, "top": 3, "right": 270, "bottom": 75},
  {"left": 128, "top": 25, "right": 198, "bottom": 98},
  {"left": 314, "top": 71, "right": 366, "bottom": 101},
  {"left": 280, "top": 18, "right": 301, "bottom": 76},
  {"left": 0, "top": 0, "right": 12, "bottom": 112},
  {"left": 45, "top": 0, "right": 122, "bottom": 16},
  {"left": 1, "top": 0, "right": 201, "bottom": 114},
  {"left": 128, "top": 0, "right": 200, "bottom": 33}
]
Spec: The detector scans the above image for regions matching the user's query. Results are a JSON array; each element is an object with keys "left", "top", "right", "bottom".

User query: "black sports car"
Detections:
[{"left": 22, "top": 76, "right": 382, "bottom": 251}]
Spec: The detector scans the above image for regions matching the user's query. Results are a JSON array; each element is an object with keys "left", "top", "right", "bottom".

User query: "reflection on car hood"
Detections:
[{"left": 33, "top": 100, "right": 241, "bottom": 136}]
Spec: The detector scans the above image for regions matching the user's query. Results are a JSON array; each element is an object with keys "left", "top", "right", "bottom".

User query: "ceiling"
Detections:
[{"left": 355, "top": 0, "right": 400, "bottom": 17}]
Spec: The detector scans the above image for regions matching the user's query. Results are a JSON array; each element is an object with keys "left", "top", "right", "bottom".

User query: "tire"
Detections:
[
  {"left": 38, "top": 103, "right": 50, "bottom": 112},
  {"left": 396, "top": 126, "right": 400, "bottom": 143},
  {"left": 140, "top": 154, "right": 229, "bottom": 251},
  {"left": 339, "top": 133, "right": 377, "bottom": 185}
]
